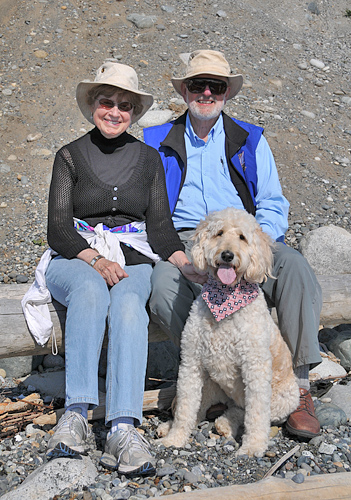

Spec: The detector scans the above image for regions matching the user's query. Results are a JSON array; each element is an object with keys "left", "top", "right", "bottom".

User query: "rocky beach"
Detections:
[{"left": 1, "top": 0, "right": 351, "bottom": 498}]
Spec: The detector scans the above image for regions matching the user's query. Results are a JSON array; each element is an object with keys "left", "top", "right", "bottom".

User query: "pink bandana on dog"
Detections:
[{"left": 202, "top": 275, "right": 259, "bottom": 322}]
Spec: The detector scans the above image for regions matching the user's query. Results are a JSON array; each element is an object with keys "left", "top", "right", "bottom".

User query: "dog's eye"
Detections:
[
  {"left": 217, "top": 230, "right": 223, "bottom": 237},
  {"left": 240, "top": 234, "right": 246, "bottom": 241}
]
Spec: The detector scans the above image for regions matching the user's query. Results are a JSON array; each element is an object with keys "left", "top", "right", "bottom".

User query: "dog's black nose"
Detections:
[{"left": 221, "top": 250, "right": 234, "bottom": 263}]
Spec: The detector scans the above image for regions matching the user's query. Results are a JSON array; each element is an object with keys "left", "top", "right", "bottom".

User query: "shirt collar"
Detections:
[{"left": 185, "top": 113, "right": 224, "bottom": 146}]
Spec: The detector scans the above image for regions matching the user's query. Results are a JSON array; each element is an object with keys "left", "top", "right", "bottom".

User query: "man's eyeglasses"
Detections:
[
  {"left": 185, "top": 78, "right": 228, "bottom": 95},
  {"left": 97, "top": 99, "right": 134, "bottom": 112}
]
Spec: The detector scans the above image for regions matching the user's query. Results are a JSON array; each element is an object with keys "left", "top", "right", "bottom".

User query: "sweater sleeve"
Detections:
[
  {"left": 144, "top": 146, "right": 185, "bottom": 260},
  {"left": 47, "top": 147, "right": 91, "bottom": 258}
]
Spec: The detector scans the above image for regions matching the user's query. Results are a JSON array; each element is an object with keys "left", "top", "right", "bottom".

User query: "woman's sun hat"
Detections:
[
  {"left": 171, "top": 50, "right": 243, "bottom": 100},
  {"left": 76, "top": 61, "right": 154, "bottom": 124}
]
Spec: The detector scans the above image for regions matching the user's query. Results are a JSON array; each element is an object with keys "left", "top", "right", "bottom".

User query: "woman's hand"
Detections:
[
  {"left": 168, "top": 250, "right": 208, "bottom": 285},
  {"left": 93, "top": 258, "right": 129, "bottom": 286},
  {"left": 77, "top": 249, "right": 128, "bottom": 286}
]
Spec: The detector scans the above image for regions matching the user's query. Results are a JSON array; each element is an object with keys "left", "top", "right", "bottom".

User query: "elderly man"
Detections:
[{"left": 144, "top": 49, "right": 322, "bottom": 438}]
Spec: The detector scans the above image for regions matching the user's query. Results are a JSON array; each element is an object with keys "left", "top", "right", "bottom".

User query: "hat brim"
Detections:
[
  {"left": 76, "top": 81, "right": 154, "bottom": 124},
  {"left": 171, "top": 72, "right": 243, "bottom": 100}
]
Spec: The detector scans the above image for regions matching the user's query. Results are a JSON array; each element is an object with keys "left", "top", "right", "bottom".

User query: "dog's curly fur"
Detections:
[{"left": 157, "top": 207, "right": 300, "bottom": 457}]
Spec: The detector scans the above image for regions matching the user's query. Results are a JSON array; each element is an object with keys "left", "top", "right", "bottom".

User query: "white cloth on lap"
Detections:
[{"left": 21, "top": 220, "right": 160, "bottom": 348}]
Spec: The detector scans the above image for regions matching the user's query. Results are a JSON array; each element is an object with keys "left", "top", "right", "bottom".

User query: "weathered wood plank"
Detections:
[
  {"left": 167, "top": 471, "right": 351, "bottom": 500},
  {"left": 33, "top": 384, "right": 176, "bottom": 426},
  {"left": 0, "top": 275, "right": 350, "bottom": 359}
]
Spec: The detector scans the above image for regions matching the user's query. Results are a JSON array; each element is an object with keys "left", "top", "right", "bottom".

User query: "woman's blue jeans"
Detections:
[{"left": 45, "top": 256, "right": 152, "bottom": 425}]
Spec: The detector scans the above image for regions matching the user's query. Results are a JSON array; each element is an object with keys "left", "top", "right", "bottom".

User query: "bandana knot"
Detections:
[{"left": 202, "top": 275, "right": 259, "bottom": 322}]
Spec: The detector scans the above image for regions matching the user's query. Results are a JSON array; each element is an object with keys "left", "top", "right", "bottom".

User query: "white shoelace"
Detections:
[
  {"left": 55, "top": 411, "right": 90, "bottom": 438},
  {"left": 115, "top": 427, "right": 151, "bottom": 461}
]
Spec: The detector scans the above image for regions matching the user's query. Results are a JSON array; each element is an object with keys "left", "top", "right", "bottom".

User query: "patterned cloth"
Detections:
[{"left": 202, "top": 275, "right": 259, "bottom": 322}]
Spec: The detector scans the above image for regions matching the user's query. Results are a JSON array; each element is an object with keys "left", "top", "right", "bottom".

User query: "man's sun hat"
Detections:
[
  {"left": 171, "top": 50, "right": 243, "bottom": 100},
  {"left": 76, "top": 61, "right": 154, "bottom": 124}
]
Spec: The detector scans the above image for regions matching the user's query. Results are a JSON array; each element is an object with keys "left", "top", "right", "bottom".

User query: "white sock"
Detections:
[
  {"left": 66, "top": 403, "right": 89, "bottom": 420},
  {"left": 294, "top": 364, "right": 310, "bottom": 391},
  {"left": 110, "top": 416, "right": 135, "bottom": 434}
]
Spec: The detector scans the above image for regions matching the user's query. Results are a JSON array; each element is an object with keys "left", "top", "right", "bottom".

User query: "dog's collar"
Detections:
[{"left": 202, "top": 275, "right": 259, "bottom": 322}]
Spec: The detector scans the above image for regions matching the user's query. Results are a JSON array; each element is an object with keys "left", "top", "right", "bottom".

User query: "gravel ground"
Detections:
[
  {"left": 1, "top": 0, "right": 351, "bottom": 498},
  {"left": 1, "top": 375, "right": 351, "bottom": 498}
]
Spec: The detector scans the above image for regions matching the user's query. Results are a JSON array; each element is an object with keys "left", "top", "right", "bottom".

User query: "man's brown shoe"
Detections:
[{"left": 286, "top": 388, "right": 320, "bottom": 438}]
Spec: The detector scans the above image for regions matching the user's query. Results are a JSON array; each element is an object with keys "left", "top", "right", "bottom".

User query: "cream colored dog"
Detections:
[{"left": 157, "top": 207, "right": 299, "bottom": 457}]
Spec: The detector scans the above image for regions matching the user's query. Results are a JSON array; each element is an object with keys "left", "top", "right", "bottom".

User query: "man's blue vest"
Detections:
[{"left": 143, "top": 112, "right": 264, "bottom": 216}]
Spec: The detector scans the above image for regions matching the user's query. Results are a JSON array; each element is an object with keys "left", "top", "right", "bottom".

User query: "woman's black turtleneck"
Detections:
[{"left": 47, "top": 128, "right": 184, "bottom": 263}]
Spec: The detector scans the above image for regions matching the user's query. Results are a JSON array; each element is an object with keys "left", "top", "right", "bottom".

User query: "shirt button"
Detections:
[
  {"left": 114, "top": 186, "right": 118, "bottom": 191},
  {"left": 113, "top": 196, "right": 117, "bottom": 201},
  {"left": 112, "top": 207, "right": 116, "bottom": 212}
]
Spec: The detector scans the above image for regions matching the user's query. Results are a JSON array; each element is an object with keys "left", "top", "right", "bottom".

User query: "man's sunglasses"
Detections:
[
  {"left": 185, "top": 78, "right": 228, "bottom": 95},
  {"left": 97, "top": 99, "right": 134, "bottom": 112}
]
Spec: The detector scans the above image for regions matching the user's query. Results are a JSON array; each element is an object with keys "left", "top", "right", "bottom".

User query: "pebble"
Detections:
[
  {"left": 300, "top": 110, "right": 316, "bottom": 119},
  {"left": 310, "top": 58, "right": 325, "bottom": 69}
]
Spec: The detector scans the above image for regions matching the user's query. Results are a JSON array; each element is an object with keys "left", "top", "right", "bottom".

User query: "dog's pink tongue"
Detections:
[{"left": 217, "top": 265, "right": 236, "bottom": 285}]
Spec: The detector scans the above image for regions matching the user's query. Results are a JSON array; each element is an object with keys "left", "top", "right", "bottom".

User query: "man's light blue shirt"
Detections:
[{"left": 173, "top": 114, "right": 289, "bottom": 241}]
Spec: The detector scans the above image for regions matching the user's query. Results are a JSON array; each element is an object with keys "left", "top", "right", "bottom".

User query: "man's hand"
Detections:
[
  {"left": 179, "top": 262, "right": 208, "bottom": 284},
  {"left": 168, "top": 250, "right": 208, "bottom": 284}
]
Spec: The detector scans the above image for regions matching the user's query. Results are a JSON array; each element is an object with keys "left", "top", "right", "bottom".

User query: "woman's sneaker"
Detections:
[
  {"left": 47, "top": 410, "right": 91, "bottom": 458},
  {"left": 100, "top": 424, "right": 156, "bottom": 476}
]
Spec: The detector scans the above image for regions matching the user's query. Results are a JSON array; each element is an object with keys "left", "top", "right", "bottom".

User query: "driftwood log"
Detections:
[
  {"left": 1, "top": 275, "right": 351, "bottom": 359},
  {"left": 168, "top": 471, "right": 351, "bottom": 500}
]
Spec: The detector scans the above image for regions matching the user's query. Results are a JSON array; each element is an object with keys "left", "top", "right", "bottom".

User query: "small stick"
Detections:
[{"left": 263, "top": 444, "right": 300, "bottom": 479}]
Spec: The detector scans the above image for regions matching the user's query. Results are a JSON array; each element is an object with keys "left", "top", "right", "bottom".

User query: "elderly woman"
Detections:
[{"left": 45, "top": 62, "right": 201, "bottom": 476}]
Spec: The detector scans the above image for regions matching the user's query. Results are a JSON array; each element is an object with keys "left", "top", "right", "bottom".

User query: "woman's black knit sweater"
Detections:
[{"left": 47, "top": 128, "right": 184, "bottom": 262}]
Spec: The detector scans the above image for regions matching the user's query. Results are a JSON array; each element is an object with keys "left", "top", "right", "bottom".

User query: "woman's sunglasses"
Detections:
[
  {"left": 97, "top": 99, "right": 134, "bottom": 112},
  {"left": 185, "top": 78, "right": 228, "bottom": 95}
]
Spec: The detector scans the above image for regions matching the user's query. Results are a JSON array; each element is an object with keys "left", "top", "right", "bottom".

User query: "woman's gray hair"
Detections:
[{"left": 86, "top": 84, "right": 143, "bottom": 116}]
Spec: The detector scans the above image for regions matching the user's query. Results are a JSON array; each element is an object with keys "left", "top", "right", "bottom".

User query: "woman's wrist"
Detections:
[{"left": 89, "top": 254, "right": 105, "bottom": 267}]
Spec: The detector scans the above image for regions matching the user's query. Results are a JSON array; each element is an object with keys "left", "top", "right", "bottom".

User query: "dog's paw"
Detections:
[
  {"left": 214, "top": 415, "right": 234, "bottom": 438},
  {"left": 154, "top": 435, "right": 188, "bottom": 448},
  {"left": 235, "top": 443, "right": 266, "bottom": 458},
  {"left": 156, "top": 420, "right": 172, "bottom": 438}
]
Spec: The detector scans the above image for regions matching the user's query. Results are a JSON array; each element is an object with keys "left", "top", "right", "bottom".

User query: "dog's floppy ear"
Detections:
[
  {"left": 191, "top": 219, "right": 210, "bottom": 272},
  {"left": 245, "top": 225, "right": 275, "bottom": 283}
]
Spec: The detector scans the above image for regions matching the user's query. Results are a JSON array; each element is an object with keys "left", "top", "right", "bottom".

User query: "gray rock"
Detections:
[
  {"left": 0, "top": 355, "right": 43, "bottom": 378},
  {"left": 43, "top": 353, "right": 65, "bottom": 368},
  {"left": 310, "top": 58, "right": 325, "bottom": 69},
  {"left": 325, "top": 384, "right": 351, "bottom": 420},
  {"left": 325, "top": 329, "right": 351, "bottom": 370},
  {"left": 16, "top": 274, "right": 29, "bottom": 283},
  {"left": 299, "top": 225, "right": 351, "bottom": 275},
  {"left": 308, "top": 2, "right": 320, "bottom": 15},
  {"left": 292, "top": 472, "right": 305, "bottom": 483},
  {"left": 138, "top": 109, "right": 173, "bottom": 128},
  {"left": 319, "top": 327, "right": 338, "bottom": 344},
  {"left": 0, "top": 456, "right": 97, "bottom": 500},
  {"left": 315, "top": 402, "right": 347, "bottom": 428},
  {"left": 157, "top": 466, "right": 177, "bottom": 477},
  {"left": 126, "top": 14, "right": 157, "bottom": 29},
  {"left": 318, "top": 442, "right": 337, "bottom": 454},
  {"left": 300, "top": 110, "right": 316, "bottom": 119},
  {"left": 161, "top": 5, "right": 175, "bottom": 13},
  {"left": 309, "top": 357, "right": 347, "bottom": 380},
  {"left": 22, "top": 370, "right": 66, "bottom": 398}
]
